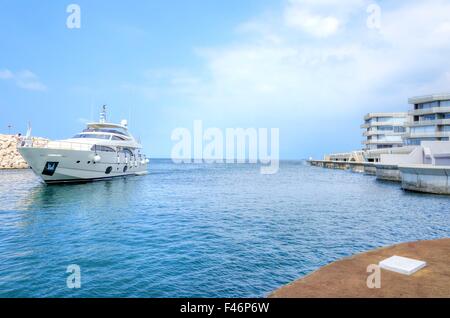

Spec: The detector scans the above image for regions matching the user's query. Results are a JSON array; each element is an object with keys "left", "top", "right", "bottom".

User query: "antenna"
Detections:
[{"left": 100, "top": 105, "right": 107, "bottom": 123}]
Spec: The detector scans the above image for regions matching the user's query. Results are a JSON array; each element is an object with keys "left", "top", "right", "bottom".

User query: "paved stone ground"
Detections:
[{"left": 270, "top": 238, "right": 450, "bottom": 298}]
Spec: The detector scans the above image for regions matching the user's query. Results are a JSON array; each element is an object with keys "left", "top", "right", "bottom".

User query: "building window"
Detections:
[
  {"left": 406, "top": 137, "right": 439, "bottom": 145},
  {"left": 419, "top": 114, "right": 436, "bottom": 121},
  {"left": 406, "top": 139, "right": 421, "bottom": 146},
  {"left": 377, "top": 117, "right": 407, "bottom": 125},
  {"left": 440, "top": 100, "right": 450, "bottom": 107},
  {"left": 379, "top": 136, "right": 402, "bottom": 142},
  {"left": 417, "top": 101, "right": 439, "bottom": 109},
  {"left": 410, "top": 126, "right": 436, "bottom": 134}
]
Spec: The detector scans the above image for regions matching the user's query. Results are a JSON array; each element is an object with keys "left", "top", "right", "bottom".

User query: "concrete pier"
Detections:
[
  {"left": 350, "top": 162, "right": 365, "bottom": 173},
  {"left": 375, "top": 163, "right": 401, "bottom": 182},
  {"left": 309, "top": 160, "right": 346, "bottom": 170},
  {"left": 308, "top": 160, "right": 366, "bottom": 173},
  {"left": 363, "top": 162, "right": 377, "bottom": 175},
  {"left": 399, "top": 164, "right": 450, "bottom": 195},
  {"left": 309, "top": 160, "right": 378, "bottom": 175},
  {"left": 269, "top": 238, "right": 450, "bottom": 298},
  {"left": 308, "top": 159, "right": 450, "bottom": 195}
]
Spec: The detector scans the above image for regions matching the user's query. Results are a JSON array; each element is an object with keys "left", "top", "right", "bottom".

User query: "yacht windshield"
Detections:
[
  {"left": 112, "top": 135, "right": 126, "bottom": 141},
  {"left": 73, "top": 134, "right": 111, "bottom": 140},
  {"left": 83, "top": 128, "right": 130, "bottom": 137}
]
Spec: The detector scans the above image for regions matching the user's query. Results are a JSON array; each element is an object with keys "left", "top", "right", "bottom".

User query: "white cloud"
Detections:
[
  {"left": 0, "top": 69, "right": 14, "bottom": 79},
  {"left": 284, "top": 8, "right": 340, "bottom": 38},
  {"left": 381, "top": 0, "right": 450, "bottom": 49},
  {"left": 124, "top": 0, "right": 450, "bottom": 123},
  {"left": 0, "top": 69, "right": 47, "bottom": 91},
  {"left": 289, "top": 0, "right": 364, "bottom": 6},
  {"left": 284, "top": 0, "right": 368, "bottom": 37}
]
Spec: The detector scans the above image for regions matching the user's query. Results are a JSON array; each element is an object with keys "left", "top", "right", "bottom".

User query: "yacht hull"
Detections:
[{"left": 18, "top": 147, "right": 148, "bottom": 184}]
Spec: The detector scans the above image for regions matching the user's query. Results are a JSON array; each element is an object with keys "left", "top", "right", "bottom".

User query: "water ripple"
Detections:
[{"left": 0, "top": 161, "right": 449, "bottom": 297}]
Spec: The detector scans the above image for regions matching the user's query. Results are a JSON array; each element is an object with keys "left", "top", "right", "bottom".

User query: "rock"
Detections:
[{"left": 0, "top": 134, "right": 48, "bottom": 169}]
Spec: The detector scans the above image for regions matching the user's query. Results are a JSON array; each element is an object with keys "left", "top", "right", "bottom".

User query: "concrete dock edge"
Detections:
[{"left": 269, "top": 238, "right": 450, "bottom": 298}]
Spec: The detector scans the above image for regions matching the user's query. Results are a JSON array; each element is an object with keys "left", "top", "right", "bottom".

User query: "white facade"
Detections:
[
  {"left": 404, "top": 94, "right": 450, "bottom": 146},
  {"left": 361, "top": 113, "right": 408, "bottom": 151}
]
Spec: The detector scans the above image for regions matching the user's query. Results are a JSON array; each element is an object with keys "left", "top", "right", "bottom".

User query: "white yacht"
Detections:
[{"left": 18, "top": 106, "right": 149, "bottom": 184}]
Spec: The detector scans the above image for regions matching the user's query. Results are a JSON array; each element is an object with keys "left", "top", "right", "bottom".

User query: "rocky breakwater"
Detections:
[{"left": 0, "top": 134, "right": 48, "bottom": 169}]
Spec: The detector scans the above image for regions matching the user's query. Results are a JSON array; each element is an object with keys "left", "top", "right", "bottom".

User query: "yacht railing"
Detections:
[
  {"left": 17, "top": 139, "right": 150, "bottom": 163},
  {"left": 18, "top": 139, "right": 92, "bottom": 151}
]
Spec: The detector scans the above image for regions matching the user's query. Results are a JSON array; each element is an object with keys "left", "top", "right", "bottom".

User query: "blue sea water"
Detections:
[{"left": 0, "top": 160, "right": 449, "bottom": 298}]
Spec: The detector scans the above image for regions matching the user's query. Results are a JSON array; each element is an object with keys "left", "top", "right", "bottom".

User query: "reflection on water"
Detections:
[
  {"left": 0, "top": 161, "right": 449, "bottom": 297},
  {"left": 1, "top": 169, "right": 142, "bottom": 208},
  {"left": 1, "top": 169, "right": 145, "bottom": 230},
  {"left": 0, "top": 169, "right": 42, "bottom": 211}
]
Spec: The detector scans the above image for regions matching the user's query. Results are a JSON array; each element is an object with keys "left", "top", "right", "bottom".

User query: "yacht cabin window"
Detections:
[
  {"left": 91, "top": 145, "right": 116, "bottom": 152},
  {"left": 73, "top": 134, "right": 111, "bottom": 140},
  {"left": 112, "top": 135, "right": 127, "bottom": 141},
  {"left": 83, "top": 128, "right": 130, "bottom": 137}
]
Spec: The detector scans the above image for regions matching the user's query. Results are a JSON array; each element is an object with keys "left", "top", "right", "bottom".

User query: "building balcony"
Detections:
[
  {"left": 408, "top": 106, "right": 450, "bottom": 116},
  {"left": 363, "top": 130, "right": 406, "bottom": 137},
  {"left": 403, "top": 131, "right": 450, "bottom": 139},
  {"left": 362, "top": 140, "right": 404, "bottom": 145},
  {"left": 408, "top": 93, "right": 450, "bottom": 105},
  {"left": 363, "top": 112, "right": 408, "bottom": 121},
  {"left": 363, "top": 131, "right": 381, "bottom": 137},
  {"left": 360, "top": 122, "right": 407, "bottom": 129},
  {"left": 405, "top": 118, "right": 450, "bottom": 127}
]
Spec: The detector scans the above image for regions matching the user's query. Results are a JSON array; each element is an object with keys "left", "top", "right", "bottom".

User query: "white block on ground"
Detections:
[{"left": 379, "top": 256, "right": 427, "bottom": 275}]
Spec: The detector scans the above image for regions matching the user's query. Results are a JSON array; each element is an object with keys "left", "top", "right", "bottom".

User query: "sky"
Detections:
[{"left": 1, "top": 0, "right": 450, "bottom": 159}]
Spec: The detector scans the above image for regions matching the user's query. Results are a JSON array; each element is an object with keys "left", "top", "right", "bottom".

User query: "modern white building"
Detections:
[
  {"left": 403, "top": 94, "right": 450, "bottom": 146},
  {"left": 361, "top": 113, "right": 408, "bottom": 151}
]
